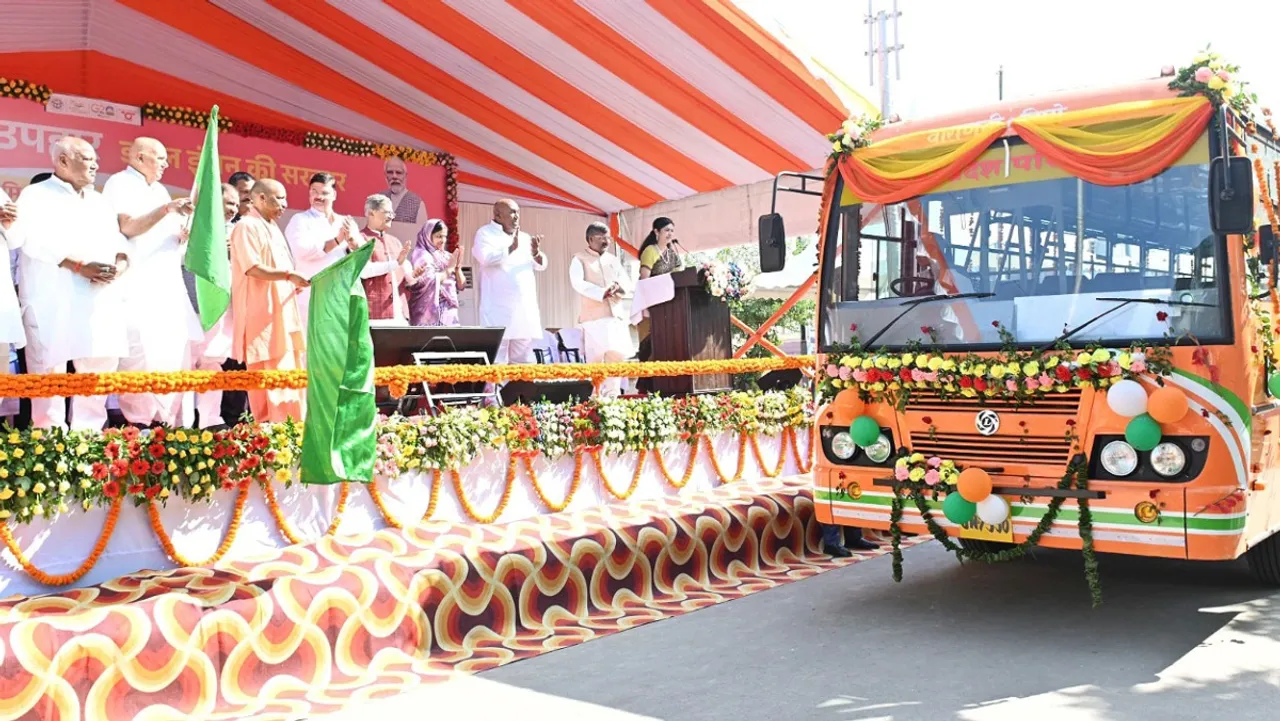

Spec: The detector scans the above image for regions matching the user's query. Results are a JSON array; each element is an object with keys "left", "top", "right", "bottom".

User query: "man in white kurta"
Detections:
[
  {"left": 472, "top": 199, "right": 546, "bottom": 364},
  {"left": 284, "top": 172, "right": 358, "bottom": 332},
  {"left": 103, "top": 137, "right": 200, "bottom": 427},
  {"left": 19, "top": 137, "right": 132, "bottom": 430},
  {"left": 0, "top": 188, "right": 25, "bottom": 421},
  {"left": 569, "top": 222, "right": 632, "bottom": 397}
]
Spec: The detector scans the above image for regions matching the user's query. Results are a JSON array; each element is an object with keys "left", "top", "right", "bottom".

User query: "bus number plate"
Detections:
[{"left": 959, "top": 517, "right": 1014, "bottom": 543}]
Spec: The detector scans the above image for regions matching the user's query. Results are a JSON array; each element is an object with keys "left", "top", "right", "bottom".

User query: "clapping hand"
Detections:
[
  {"left": 530, "top": 234, "right": 543, "bottom": 257},
  {"left": 1, "top": 201, "right": 17, "bottom": 227}
]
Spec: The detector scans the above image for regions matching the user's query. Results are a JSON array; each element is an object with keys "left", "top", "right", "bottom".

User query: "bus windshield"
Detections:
[{"left": 819, "top": 140, "right": 1228, "bottom": 351}]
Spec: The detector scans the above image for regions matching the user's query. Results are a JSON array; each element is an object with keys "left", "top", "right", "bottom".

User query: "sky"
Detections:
[{"left": 735, "top": 0, "right": 1280, "bottom": 122}]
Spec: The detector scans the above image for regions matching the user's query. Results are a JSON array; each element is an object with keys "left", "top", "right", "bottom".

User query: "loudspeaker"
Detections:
[
  {"left": 501, "top": 380, "right": 595, "bottom": 405},
  {"left": 757, "top": 368, "right": 803, "bottom": 392}
]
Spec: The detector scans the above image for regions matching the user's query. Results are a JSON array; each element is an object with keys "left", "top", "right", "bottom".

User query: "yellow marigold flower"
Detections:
[
  {"left": 30, "top": 430, "right": 43, "bottom": 441},
  {"left": 55, "top": 443, "right": 65, "bottom": 453},
  {"left": 990, "top": 365, "right": 1007, "bottom": 378},
  {"left": 1075, "top": 352, "right": 1092, "bottom": 364},
  {"left": 167, "top": 461, "right": 177, "bottom": 473},
  {"left": 1118, "top": 352, "right": 1133, "bottom": 370},
  {"left": 887, "top": 358, "right": 902, "bottom": 369},
  {"left": 1091, "top": 348, "right": 1111, "bottom": 363},
  {"left": 908, "top": 467, "right": 926, "bottom": 481},
  {"left": 201, "top": 431, "right": 214, "bottom": 444},
  {"left": 961, "top": 387, "right": 977, "bottom": 397},
  {"left": 191, "top": 485, "right": 202, "bottom": 495},
  {"left": 160, "top": 488, "right": 171, "bottom": 498},
  {"left": 0, "top": 487, "right": 11, "bottom": 500},
  {"left": 915, "top": 355, "right": 929, "bottom": 369},
  {"left": 0, "top": 469, "right": 8, "bottom": 480},
  {"left": 33, "top": 463, "right": 44, "bottom": 474},
  {"left": 12, "top": 448, "right": 23, "bottom": 459},
  {"left": 32, "top": 504, "right": 43, "bottom": 516},
  {"left": 1046, "top": 356, "right": 1061, "bottom": 367},
  {"left": 80, "top": 479, "right": 91, "bottom": 489},
  {"left": 909, "top": 452, "right": 925, "bottom": 463},
  {"left": 175, "top": 430, "right": 188, "bottom": 442},
  {"left": 0, "top": 451, "right": 7, "bottom": 462},
  {"left": 928, "top": 357, "right": 944, "bottom": 372},
  {"left": 973, "top": 364, "right": 987, "bottom": 376},
  {"left": 901, "top": 353, "right": 915, "bottom": 366},
  {"left": 32, "top": 482, "right": 47, "bottom": 495},
  {"left": 275, "top": 468, "right": 291, "bottom": 483},
  {"left": 860, "top": 358, "right": 874, "bottom": 370},
  {"left": 7, "top": 433, "right": 19, "bottom": 444},
  {"left": 942, "top": 359, "right": 957, "bottom": 372},
  {"left": 33, "top": 444, "right": 45, "bottom": 455},
  {"left": 1022, "top": 361, "right": 1040, "bottom": 376},
  {"left": 874, "top": 357, "right": 888, "bottom": 369}
]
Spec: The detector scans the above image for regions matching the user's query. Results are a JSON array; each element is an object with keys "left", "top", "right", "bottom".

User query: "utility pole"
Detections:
[
  {"left": 998, "top": 65, "right": 1004, "bottom": 101},
  {"left": 864, "top": 0, "right": 902, "bottom": 119}
]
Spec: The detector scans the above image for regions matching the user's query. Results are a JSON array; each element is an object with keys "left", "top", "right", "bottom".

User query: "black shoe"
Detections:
[
  {"left": 847, "top": 537, "right": 880, "bottom": 551},
  {"left": 824, "top": 543, "right": 852, "bottom": 558}
]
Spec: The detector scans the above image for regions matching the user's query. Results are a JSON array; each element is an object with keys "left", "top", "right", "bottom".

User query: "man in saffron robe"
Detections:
[{"left": 229, "top": 179, "right": 308, "bottom": 423}]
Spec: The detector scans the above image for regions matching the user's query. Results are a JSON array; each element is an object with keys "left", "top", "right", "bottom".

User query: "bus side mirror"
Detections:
[
  {"left": 1209, "top": 156, "right": 1254, "bottom": 235},
  {"left": 758, "top": 213, "right": 786, "bottom": 273},
  {"left": 1261, "top": 225, "right": 1278, "bottom": 264}
]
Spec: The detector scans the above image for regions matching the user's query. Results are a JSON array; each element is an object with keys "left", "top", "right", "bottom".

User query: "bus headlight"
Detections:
[
  {"left": 1100, "top": 440, "right": 1138, "bottom": 476},
  {"left": 863, "top": 434, "right": 893, "bottom": 464},
  {"left": 829, "top": 432, "right": 857, "bottom": 460},
  {"left": 1150, "top": 442, "right": 1187, "bottom": 478}
]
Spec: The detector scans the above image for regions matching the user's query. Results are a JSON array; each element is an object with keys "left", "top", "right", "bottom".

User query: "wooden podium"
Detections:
[{"left": 648, "top": 267, "right": 731, "bottom": 395}]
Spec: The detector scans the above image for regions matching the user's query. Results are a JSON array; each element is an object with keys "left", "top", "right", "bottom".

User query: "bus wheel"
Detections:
[
  {"left": 1245, "top": 534, "right": 1280, "bottom": 585},
  {"left": 958, "top": 539, "right": 1017, "bottom": 556}
]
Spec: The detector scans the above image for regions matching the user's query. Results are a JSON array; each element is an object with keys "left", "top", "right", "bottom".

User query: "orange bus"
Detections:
[{"left": 762, "top": 75, "right": 1280, "bottom": 585}]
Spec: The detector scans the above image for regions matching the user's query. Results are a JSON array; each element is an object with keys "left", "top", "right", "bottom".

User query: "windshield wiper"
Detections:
[
  {"left": 861, "top": 292, "right": 994, "bottom": 347},
  {"left": 1035, "top": 296, "right": 1218, "bottom": 353}
]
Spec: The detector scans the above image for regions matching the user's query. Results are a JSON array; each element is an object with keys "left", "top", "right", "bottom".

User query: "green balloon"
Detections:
[
  {"left": 1269, "top": 372, "right": 1280, "bottom": 399},
  {"left": 850, "top": 415, "right": 881, "bottom": 446},
  {"left": 943, "top": 493, "right": 977, "bottom": 525},
  {"left": 1125, "top": 413, "right": 1163, "bottom": 452}
]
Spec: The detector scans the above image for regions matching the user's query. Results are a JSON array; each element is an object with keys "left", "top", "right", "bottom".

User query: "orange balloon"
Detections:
[
  {"left": 956, "top": 467, "right": 993, "bottom": 503},
  {"left": 1147, "top": 386, "right": 1188, "bottom": 424},
  {"left": 835, "top": 389, "right": 866, "bottom": 416}
]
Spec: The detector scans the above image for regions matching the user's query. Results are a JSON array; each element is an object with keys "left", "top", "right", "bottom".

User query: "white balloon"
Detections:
[
  {"left": 976, "top": 495, "right": 1009, "bottom": 525},
  {"left": 1106, "top": 379, "right": 1148, "bottom": 418}
]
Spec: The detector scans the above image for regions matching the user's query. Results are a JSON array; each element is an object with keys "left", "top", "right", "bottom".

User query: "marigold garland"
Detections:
[
  {"left": 593, "top": 448, "right": 645, "bottom": 501},
  {"left": 262, "top": 478, "right": 350, "bottom": 544},
  {"left": 788, "top": 428, "right": 815, "bottom": 474},
  {"left": 521, "top": 455, "right": 582, "bottom": 512},
  {"left": 0, "top": 78, "right": 52, "bottom": 104},
  {"left": 651, "top": 442, "right": 700, "bottom": 489},
  {"left": 748, "top": 433, "right": 787, "bottom": 478},
  {"left": 453, "top": 457, "right": 516, "bottom": 524},
  {"left": 0, "top": 496, "right": 122, "bottom": 586},
  {"left": 704, "top": 434, "right": 747, "bottom": 484},
  {"left": 149, "top": 484, "right": 247, "bottom": 567},
  {"left": 142, "top": 102, "right": 233, "bottom": 132},
  {"left": 0, "top": 357, "right": 815, "bottom": 398}
]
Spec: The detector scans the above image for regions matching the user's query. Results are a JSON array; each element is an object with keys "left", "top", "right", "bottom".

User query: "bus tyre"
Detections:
[
  {"left": 958, "top": 539, "right": 1017, "bottom": 556},
  {"left": 1246, "top": 534, "right": 1280, "bottom": 585}
]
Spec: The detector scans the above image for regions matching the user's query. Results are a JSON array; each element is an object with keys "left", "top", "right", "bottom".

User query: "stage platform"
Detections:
[{"left": 0, "top": 475, "right": 923, "bottom": 721}]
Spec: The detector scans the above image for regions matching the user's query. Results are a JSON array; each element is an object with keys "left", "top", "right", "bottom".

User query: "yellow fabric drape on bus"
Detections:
[
  {"left": 1011, "top": 96, "right": 1213, "bottom": 186},
  {"left": 835, "top": 121, "right": 1005, "bottom": 204}
]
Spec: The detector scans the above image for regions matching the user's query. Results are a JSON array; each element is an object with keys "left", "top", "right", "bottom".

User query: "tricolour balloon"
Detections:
[
  {"left": 956, "top": 467, "right": 993, "bottom": 503},
  {"left": 976, "top": 494, "right": 1009, "bottom": 525},
  {"left": 942, "top": 493, "right": 977, "bottom": 525},
  {"left": 1125, "top": 413, "right": 1162, "bottom": 452},
  {"left": 1147, "top": 386, "right": 1188, "bottom": 424},
  {"left": 1106, "top": 379, "right": 1148, "bottom": 418},
  {"left": 849, "top": 415, "right": 881, "bottom": 447}
]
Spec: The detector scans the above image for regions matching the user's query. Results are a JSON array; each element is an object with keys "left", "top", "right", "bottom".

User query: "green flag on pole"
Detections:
[
  {"left": 300, "top": 241, "right": 377, "bottom": 485},
  {"left": 183, "top": 106, "right": 232, "bottom": 332}
]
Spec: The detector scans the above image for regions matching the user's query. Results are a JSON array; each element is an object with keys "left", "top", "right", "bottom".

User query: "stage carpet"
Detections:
[{"left": 0, "top": 475, "right": 923, "bottom": 721}]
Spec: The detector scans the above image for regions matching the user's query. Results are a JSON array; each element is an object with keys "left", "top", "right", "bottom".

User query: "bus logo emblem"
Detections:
[{"left": 975, "top": 410, "right": 1000, "bottom": 436}]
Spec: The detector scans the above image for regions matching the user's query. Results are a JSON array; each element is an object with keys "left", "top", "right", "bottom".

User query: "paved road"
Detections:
[{"left": 475, "top": 541, "right": 1280, "bottom": 721}]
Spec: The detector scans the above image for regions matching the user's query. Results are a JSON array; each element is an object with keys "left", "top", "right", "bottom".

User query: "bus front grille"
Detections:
[
  {"left": 904, "top": 389, "right": 1082, "bottom": 416},
  {"left": 908, "top": 432, "right": 1074, "bottom": 465}
]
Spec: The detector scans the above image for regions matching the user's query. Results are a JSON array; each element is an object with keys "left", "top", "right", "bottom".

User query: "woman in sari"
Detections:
[{"left": 406, "top": 218, "right": 464, "bottom": 326}]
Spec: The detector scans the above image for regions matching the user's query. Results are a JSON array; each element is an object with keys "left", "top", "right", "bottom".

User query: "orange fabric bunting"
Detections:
[
  {"left": 836, "top": 122, "right": 1005, "bottom": 204},
  {"left": 1011, "top": 96, "right": 1213, "bottom": 186}
]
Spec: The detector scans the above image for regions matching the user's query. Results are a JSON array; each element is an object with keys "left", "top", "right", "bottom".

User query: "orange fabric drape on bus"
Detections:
[
  {"left": 1011, "top": 96, "right": 1213, "bottom": 186},
  {"left": 834, "top": 122, "right": 1005, "bottom": 204}
]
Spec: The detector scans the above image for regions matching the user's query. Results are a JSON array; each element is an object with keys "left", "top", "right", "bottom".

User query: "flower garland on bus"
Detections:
[
  {"left": 819, "top": 324, "right": 1173, "bottom": 409},
  {"left": 1248, "top": 150, "right": 1280, "bottom": 381},
  {"left": 0, "top": 390, "right": 812, "bottom": 526},
  {"left": 883, "top": 453, "right": 1101, "bottom": 606},
  {"left": 1168, "top": 48, "right": 1255, "bottom": 115},
  {"left": 826, "top": 114, "right": 883, "bottom": 163}
]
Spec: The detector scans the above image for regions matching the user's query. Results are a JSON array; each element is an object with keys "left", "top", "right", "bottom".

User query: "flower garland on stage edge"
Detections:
[
  {"left": 885, "top": 453, "right": 1101, "bottom": 606},
  {"left": 0, "top": 389, "right": 812, "bottom": 526}
]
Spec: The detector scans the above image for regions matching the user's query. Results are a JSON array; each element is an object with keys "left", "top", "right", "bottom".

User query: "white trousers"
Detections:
[
  {"left": 495, "top": 338, "right": 535, "bottom": 365},
  {"left": 181, "top": 354, "right": 229, "bottom": 428},
  {"left": 0, "top": 342, "right": 16, "bottom": 420},
  {"left": 580, "top": 317, "right": 630, "bottom": 398},
  {"left": 116, "top": 322, "right": 186, "bottom": 426}
]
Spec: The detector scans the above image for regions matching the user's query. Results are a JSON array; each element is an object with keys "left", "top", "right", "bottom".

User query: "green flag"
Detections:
[
  {"left": 183, "top": 106, "right": 231, "bottom": 332},
  {"left": 300, "top": 241, "right": 377, "bottom": 485}
]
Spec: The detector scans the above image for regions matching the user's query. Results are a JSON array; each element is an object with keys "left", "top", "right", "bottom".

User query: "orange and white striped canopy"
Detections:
[{"left": 1, "top": 0, "right": 855, "bottom": 214}]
